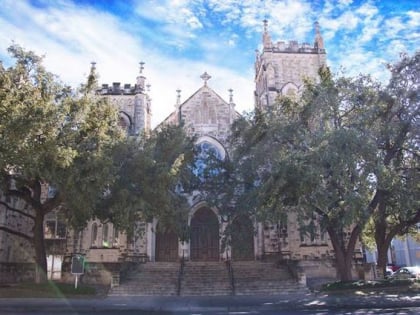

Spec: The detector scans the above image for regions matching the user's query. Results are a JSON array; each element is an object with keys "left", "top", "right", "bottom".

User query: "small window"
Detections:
[
  {"left": 102, "top": 224, "right": 110, "bottom": 248},
  {"left": 113, "top": 228, "right": 119, "bottom": 247},
  {"left": 91, "top": 223, "right": 98, "bottom": 247}
]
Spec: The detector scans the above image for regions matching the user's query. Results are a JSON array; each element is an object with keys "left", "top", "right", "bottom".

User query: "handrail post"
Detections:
[
  {"left": 226, "top": 251, "right": 235, "bottom": 296},
  {"left": 177, "top": 250, "right": 185, "bottom": 296}
]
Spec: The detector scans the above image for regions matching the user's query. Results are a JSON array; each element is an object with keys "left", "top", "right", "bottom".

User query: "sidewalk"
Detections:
[{"left": 0, "top": 290, "right": 419, "bottom": 313}]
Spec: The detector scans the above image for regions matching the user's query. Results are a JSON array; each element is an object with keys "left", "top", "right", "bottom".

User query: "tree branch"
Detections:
[
  {"left": 0, "top": 200, "right": 35, "bottom": 220},
  {"left": 0, "top": 225, "right": 33, "bottom": 241}
]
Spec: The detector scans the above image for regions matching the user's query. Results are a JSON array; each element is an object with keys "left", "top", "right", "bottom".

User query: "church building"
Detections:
[{"left": 1, "top": 20, "right": 364, "bottom": 292}]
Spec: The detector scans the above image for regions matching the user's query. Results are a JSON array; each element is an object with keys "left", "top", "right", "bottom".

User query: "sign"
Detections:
[{"left": 71, "top": 254, "right": 85, "bottom": 275}]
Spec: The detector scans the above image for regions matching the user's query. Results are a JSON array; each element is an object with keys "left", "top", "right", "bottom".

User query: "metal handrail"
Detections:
[{"left": 177, "top": 251, "right": 185, "bottom": 296}]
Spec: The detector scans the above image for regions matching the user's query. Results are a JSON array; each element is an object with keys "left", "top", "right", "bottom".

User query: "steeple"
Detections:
[{"left": 314, "top": 21, "right": 324, "bottom": 50}]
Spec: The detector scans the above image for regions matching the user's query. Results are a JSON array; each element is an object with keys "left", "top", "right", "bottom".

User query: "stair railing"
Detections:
[
  {"left": 226, "top": 252, "right": 235, "bottom": 295},
  {"left": 177, "top": 251, "right": 185, "bottom": 296}
]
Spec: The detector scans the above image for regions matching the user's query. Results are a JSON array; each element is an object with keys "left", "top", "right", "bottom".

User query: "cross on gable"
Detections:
[{"left": 200, "top": 72, "right": 211, "bottom": 86}]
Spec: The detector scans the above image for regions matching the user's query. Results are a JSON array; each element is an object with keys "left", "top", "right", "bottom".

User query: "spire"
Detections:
[
  {"left": 262, "top": 19, "right": 272, "bottom": 49},
  {"left": 314, "top": 21, "right": 324, "bottom": 50},
  {"left": 200, "top": 72, "right": 211, "bottom": 86}
]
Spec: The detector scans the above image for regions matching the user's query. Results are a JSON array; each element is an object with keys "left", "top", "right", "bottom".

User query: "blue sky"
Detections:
[{"left": 0, "top": 0, "right": 418, "bottom": 126}]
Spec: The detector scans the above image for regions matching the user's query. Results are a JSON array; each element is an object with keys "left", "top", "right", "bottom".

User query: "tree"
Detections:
[
  {"left": 0, "top": 45, "right": 124, "bottom": 283},
  {"left": 97, "top": 123, "right": 196, "bottom": 240},
  {"left": 213, "top": 67, "right": 387, "bottom": 281},
  {"left": 365, "top": 52, "right": 420, "bottom": 276}
]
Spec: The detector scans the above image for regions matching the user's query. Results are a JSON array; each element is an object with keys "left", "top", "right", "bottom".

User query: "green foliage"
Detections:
[
  {"left": 0, "top": 45, "right": 125, "bottom": 282},
  {"left": 98, "top": 124, "right": 196, "bottom": 237},
  {"left": 0, "top": 46, "right": 124, "bottom": 222},
  {"left": 215, "top": 66, "right": 398, "bottom": 280},
  {"left": 214, "top": 53, "right": 419, "bottom": 280},
  {"left": 361, "top": 52, "right": 420, "bottom": 270}
]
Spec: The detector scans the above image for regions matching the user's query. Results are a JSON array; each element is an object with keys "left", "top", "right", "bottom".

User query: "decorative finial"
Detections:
[
  {"left": 200, "top": 72, "right": 211, "bottom": 86},
  {"left": 139, "top": 61, "right": 145, "bottom": 74},
  {"left": 228, "top": 89, "right": 233, "bottom": 103},
  {"left": 176, "top": 89, "right": 181, "bottom": 105},
  {"left": 263, "top": 19, "right": 268, "bottom": 32},
  {"left": 146, "top": 84, "right": 151, "bottom": 92},
  {"left": 314, "top": 21, "right": 320, "bottom": 34},
  {"left": 90, "top": 61, "right": 96, "bottom": 70}
]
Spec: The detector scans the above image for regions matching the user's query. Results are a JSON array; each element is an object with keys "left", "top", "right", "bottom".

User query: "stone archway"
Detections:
[
  {"left": 231, "top": 215, "right": 254, "bottom": 261},
  {"left": 190, "top": 207, "right": 219, "bottom": 261},
  {"left": 155, "top": 223, "right": 179, "bottom": 262}
]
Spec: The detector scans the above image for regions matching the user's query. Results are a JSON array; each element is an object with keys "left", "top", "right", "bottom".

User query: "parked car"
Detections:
[
  {"left": 385, "top": 267, "right": 394, "bottom": 278},
  {"left": 390, "top": 266, "right": 420, "bottom": 280},
  {"left": 387, "top": 263, "right": 401, "bottom": 272}
]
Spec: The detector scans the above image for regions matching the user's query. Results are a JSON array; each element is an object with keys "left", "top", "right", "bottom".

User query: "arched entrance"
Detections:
[
  {"left": 231, "top": 215, "right": 254, "bottom": 261},
  {"left": 190, "top": 208, "right": 219, "bottom": 261},
  {"left": 155, "top": 223, "right": 179, "bottom": 262}
]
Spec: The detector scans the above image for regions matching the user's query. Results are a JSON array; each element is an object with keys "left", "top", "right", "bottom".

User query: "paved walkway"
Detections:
[{"left": 0, "top": 290, "right": 420, "bottom": 313}]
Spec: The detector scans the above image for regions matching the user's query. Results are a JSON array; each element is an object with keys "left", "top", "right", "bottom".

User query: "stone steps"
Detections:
[
  {"left": 232, "top": 261, "right": 307, "bottom": 295},
  {"left": 109, "top": 260, "right": 307, "bottom": 296},
  {"left": 180, "top": 261, "right": 232, "bottom": 296},
  {"left": 109, "top": 262, "right": 180, "bottom": 296}
]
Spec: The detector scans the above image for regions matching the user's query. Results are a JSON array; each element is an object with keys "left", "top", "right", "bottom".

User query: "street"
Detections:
[
  {"left": 1, "top": 293, "right": 420, "bottom": 315},
  {"left": 2, "top": 307, "right": 420, "bottom": 315}
]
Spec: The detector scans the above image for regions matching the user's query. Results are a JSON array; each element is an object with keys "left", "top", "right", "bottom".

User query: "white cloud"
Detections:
[
  {"left": 407, "top": 11, "right": 420, "bottom": 28},
  {"left": 1, "top": 0, "right": 418, "bottom": 127}
]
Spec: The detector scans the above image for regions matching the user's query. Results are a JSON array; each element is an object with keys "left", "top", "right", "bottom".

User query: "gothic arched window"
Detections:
[{"left": 193, "top": 140, "right": 224, "bottom": 181}]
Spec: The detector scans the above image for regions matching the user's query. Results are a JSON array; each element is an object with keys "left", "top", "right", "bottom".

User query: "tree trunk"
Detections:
[
  {"left": 376, "top": 241, "right": 390, "bottom": 279},
  {"left": 33, "top": 209, "right": 48, "bottom": 284},
  {"left": 332, "top": 243, "right": 354, "bottom": 281},
  {"left": 374, "top": 198, "right": 392, "bottom": 279},
  {"left": 328, "top": 227, "right": 359, "bottom": 282}
]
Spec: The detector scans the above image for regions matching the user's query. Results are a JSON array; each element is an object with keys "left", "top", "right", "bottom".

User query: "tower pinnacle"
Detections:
[
  {"left": 314, "top": 21, "right": 324, "bottom": 50},
  {"left": 262, "top": 19, "right": 272, "bottom": 49}
]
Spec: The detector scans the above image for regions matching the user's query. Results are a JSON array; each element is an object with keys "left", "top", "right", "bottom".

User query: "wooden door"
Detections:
[
  {"left": 190, "top": 208, "right": 219, "bottom": 261},
  {"left": 231, "top": 215, "right": 254, "bottom": 261},
  {"left": 156, "top": 225, "right": 179, "bottom": 262}
]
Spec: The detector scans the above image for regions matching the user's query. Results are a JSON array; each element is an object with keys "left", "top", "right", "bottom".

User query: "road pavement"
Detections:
[{"left": 0, "top": 290, "right": 420, "bottom": 314}]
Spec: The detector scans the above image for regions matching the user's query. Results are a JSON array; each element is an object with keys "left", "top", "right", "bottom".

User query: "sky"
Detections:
[{"left": 0, "top": 0, "right": 418, "bottom": 127}]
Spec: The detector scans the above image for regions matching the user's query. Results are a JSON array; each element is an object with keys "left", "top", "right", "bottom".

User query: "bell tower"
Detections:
[{"left": 254, "top": 20, "right": 327, "bottom": 110}]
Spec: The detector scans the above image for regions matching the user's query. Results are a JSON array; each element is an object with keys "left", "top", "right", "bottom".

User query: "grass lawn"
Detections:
[{"left": 0, "top": 281, "right": 99, "bottom": 298}]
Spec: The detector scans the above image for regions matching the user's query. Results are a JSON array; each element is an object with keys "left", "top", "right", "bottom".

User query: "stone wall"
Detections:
[{"left": 0, "top": 263, "right": 35, "bottom": 283}]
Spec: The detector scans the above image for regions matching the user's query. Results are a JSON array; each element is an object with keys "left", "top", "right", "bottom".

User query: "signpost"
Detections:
[{"left": 71, "top": 254, "right": 85, "bottom": 289}]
